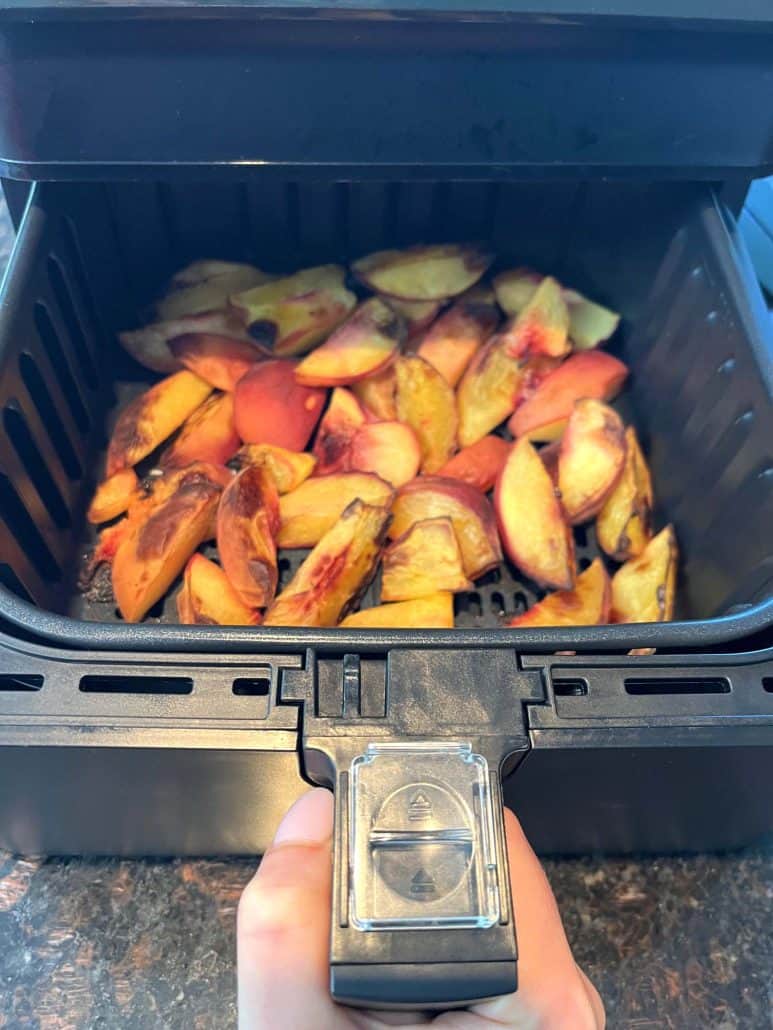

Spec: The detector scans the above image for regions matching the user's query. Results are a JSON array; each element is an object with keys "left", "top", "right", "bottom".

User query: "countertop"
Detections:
[{"left": 0, "top": 191, "right": 772, "bottom": 1029}]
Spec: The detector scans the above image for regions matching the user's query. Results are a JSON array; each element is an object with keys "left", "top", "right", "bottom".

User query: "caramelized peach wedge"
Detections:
[
  {"left": 381, "top": 517, "right": 472, "bottom": 602},
  {"left": 234, "top": 359, "right": 327, "bottom": 451},
  {"left": 156, "top": 260, "right": 270, "bottom": 321},
  {"left": 177, "top": 554, "right": 261, "bottom": 626},
  {"left": 106, "top": 370, "right": 213, "bottom": 475},
  {"left": 557, "top": 399, "right": 627, "bottom": 524},
  {"left": 416, "top": 289, "right": 499, "bottom": 386},
  {"left": 596, "top": 426, "right": 654, "bottom": 561},
  {"left": 437, "top": 435, "right": 510, "bottom": 493},
  {"left": 390, "top": 477, "right": 501, "bottom": 580},
  {"left": 456, "top": 335, "right": 525, "bottom": 447},
  {"left": 294, "top": 298, "right": 404, "bottom": 387},
  {"left": 611, "top": 525, "right": 678, "bottom": 623},
  {"left": 169, "top": 333, "right": 268, "bottom": 391},
  {"left": 216, "top": 466, "right": 280, "bottom": 610},
  {"left": 312, "top": 388, "right": 367, "bottom": 475},
  {"left": 384, "top": 297, "right": 442, "bottom": 339},
  {"left": 120, "top": 309, "right": 256, "bottom": 375},
  {"left": 161, "top": 392, "right": 240, "bottom": 469},
  {"left": 394, "top": 354, "right": 458, "bottom": 473},
  {"left": 352, "top": 244, "right": 493, "bottom": 301},
  {"left": 504, "top": 559, "right": 610, "bottom": 628},
  {"left": 112, "top": 465, "right": 226, "bottom": 622},
  {"left": 279, "top": 472, "right": 395, "bottom": 549},
  {"left": 340, "top": 592, "right": 454, "bottom": 629},
  {"left": 87, "top": 468, "right": 138, "bottom": 524},
  {"left": 495, "top": 437, "right": 575, "bottom": 591},
  {"left": 265, "top": 500, "right": 390, "bottom": 627},
  {"left": 500, "top": 276, "right": 570, "bottom": 359},
  {"left": 234, "top": 444, "right": 316, "bottom": 494},
  {"left": 351, "top": 365, "right": 397, "bottom": 421}
]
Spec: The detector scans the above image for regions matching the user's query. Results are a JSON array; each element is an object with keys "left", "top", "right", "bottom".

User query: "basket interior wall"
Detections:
[{"left": 0, "top": 179, "right": 770, "bottom": 627}]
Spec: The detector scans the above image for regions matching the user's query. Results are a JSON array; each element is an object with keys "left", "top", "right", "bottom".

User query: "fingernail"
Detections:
[{"left": 271, "top": 788, "right": 334, "bottom": 848}]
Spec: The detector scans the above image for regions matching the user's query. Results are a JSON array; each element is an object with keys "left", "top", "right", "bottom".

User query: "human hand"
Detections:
[{"left": 238, "top": 789, "right": 604, "bottom": 1029}]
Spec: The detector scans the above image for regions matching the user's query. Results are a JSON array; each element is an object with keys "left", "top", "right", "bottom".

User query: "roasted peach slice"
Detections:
[
  {"left": 126, "top": 461, "right": 232, "bottom": 529},
  {"left": 597, "top": 427, "right": 654, "bottom": 561},
  {"left": 177, "top": 554, "right": 261, "bottom": 626},
  {"left": 216, "top": 465, "right": 280, "bottom": 609},
  {"left": 234, "top": 443, "right": 316, "bottom": 494},
  {"left": 231, "top": 264, "right": 346, "bottom": 327},
  {"left": 106, "top": 370, "right": 213, "bottom": 475},
  {"left": 264, "top": 500, "right": 390, "bottom": 627},
  {"left": 456, "top": 336, "right": 524, "bottom": 447},
  {"left": 294, "top": 298, "right": 403, "bottom": 387},
  {"left": 112, "top": 469, "right": 225, "bottom": 622},
  {"left": 505, "top": 558, "right": 610, "bottom": 627},
  {"left": 87, "top": 468, "right": 138, "bottom": 524},
  {"left": 278, "top": 472, "right": 395, "bottom": 549},
  {"left": 611, "top": 525, "right": 678, "bottom": 623},
  {"left": 119, "top": 309, "right": 255, "bottom": 375},
  {"left": 352, "top": 244, "right": 493, "bottom": 301},
  {"left": 169, "top": 333, "right": 269, "bottom": 391},
  {"left": 157, "top": 261, "right": 270, "bottom": 320},
  {"left": 416, "top": 292, "right": 499, "bottom": 386},
  {"left": 233, "top": 359, "right": 327, "bottom": 451},
  {"left": 384, "top": 297, "right": 442, "bottom": 339},
  {"left": 508, "top": 351, "right": 629, "bottom": 442},
  {"left": 312, "top": 388, "right": 367, "bottom": 475},
  {"left": 564, "top": 289, "right": 620, "bottom": 351},
  {"left": 493, "top": 267, "right": 542, "bottom": 316},
  {"left": 557, "top": 399, "right": 626, "bottom": 524},
  {"left": 161, "top": 392, "right": 240, "bottom": 469},
  {"left": 339, "top": 592, "right": 454, "bottom": 629},
  {"left": 495, "top": 437, "right": 575, "bottom": 591},
  {"left": 348, "top": 421, "right": 421, "bottom": 488},
  {"left": 236, "top": 286, "right": 356, "bottom": 357},
  {"left": 351, "top": 365, "right": 398, "bottom": 421},
  {"left": 437, "top": 435, "right": 510, "bottom": 493},
  {"left": 501, "top": 277, "right": 570, "bottom": 359},
  {"left": 394, "top": 354, "right": 458, "bottom": 473},
  {"left": 381, "top": 517, "right": 472, "bottom": 601},
  {"left": 390, "top": 477, "right": 501, "bottom": 580}
]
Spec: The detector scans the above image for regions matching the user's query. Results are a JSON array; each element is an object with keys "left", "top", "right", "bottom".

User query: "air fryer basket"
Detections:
[{"left": 0, "top": 178, "right": 771, "bottom": 652}]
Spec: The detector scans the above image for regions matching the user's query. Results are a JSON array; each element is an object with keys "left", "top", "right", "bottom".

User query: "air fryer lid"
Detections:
[{"left": 0, "top": 1, "right": 772, "bottom": 179}]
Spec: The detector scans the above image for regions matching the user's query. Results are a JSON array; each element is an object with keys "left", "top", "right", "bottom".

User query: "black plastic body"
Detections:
[
  {"left": 0, "top": 4, "right": 772, "bottom": 181},
  {"left": 0, "top": 179, "right": 771, "bottom": 655}
]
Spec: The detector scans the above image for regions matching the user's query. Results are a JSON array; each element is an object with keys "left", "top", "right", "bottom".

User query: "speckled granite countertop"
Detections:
[{"left": 0, "top": 191, "right": 772, "bottom": 1030}]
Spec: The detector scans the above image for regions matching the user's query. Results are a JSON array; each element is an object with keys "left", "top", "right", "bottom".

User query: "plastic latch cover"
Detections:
[{"left": 349, "top": 742, "right": 500, "bottom": 931}]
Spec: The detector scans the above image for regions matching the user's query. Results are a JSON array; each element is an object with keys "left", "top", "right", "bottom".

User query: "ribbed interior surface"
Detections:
[{"left": 0, "top": 179, "right": 770, "bottom": 627}]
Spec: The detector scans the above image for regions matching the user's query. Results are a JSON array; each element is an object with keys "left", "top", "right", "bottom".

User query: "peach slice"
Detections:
[
  {"left": 348, "top": 420, "right": 421, "bottom": 488},
  {"left": 216, "top": 465, "right": 280, "bottom": 609},
  {"left": 597, "top": 427, "right": 654, "bottom": 561},
  {"left": 177, "top": 554, "right": 261, "bottom": 626},
  {"left": 169, "top": 333, "right": 269, "bottom": 391},
  {"left": 234, "top": 443, "right": 316, "bottom": 494},
  {"left": 294, "top": 298, "right": 403, "bottom": 387},
  {"left": 456, "top": 336, "right": 524, "bottom": 447},
  {"left": 87, "top": 468, "right": 139, "bottom": 524},
  {"left": 383, "top": 297, "right": 442, "bottom": 339},
  {"left": 233, "top": 359, "right": 327, "bottom": 451},
  {"left": 278, "top": 472, "right": 395, "bottom": 549},
  {"left": 381, "top": 517, "right": 472, "bottom": 601},
  {"left": 126, "top": 461, "right": 232, "bottom": 530},
  {"left": 351, "top": 244, "right": 493, "bottom": 301},
  {"left": 416, "top": 291, "right": 499, "bottom": 387},
  {"left": 557, "top": 399, "right": 627, "bottom": 524},
  {"left": 231, "top": 264, "right": 345, "bottom": 321},
  {"left": 500, "top": 277, "right": 570, "bottom": 359},
  {"left": 312, "top": 388, "right": 367, "bottom": 475},
  {"left": 611, "top": 525, "right": 678, "bottom": 623},
  {"left": 90, "top": 519, "right": 131, "bottom": 570},
  {"left": 495, "top": 437, "right": 575, "bottom": 590},
  {"left": 161, "top": 392, "right": 240, "bottom": 469},
  {"left": 264, "top": 499, "right": 390, "bottom": 627},
  {"left": 237, "top": 286, "right": 357, "bottom": 357},
  {"left": 564, "top": 289, "right": 621, "bottom": 351},
  {"left": 493, "top": 267, "right": 542, "bottom": 316},
  {"left": 157, "top": 261, "right": 270, "bottom": 320},
  {"left": 437, "top": 435, "right": 511, "bottom": 493},
  {"left": 119, "top": 309, "right": 255, "bottom": 375},
  {"left": 390, "top": 477, "right": 501, "bottom": 580},
  {"left": 112, "top": 469, "right": 225, "bottom": 621},
  {"left": 106, "top": 370, "right": 213, "bottom": 475},
  {"left": 339, "top": 592, "right": 454, "bottom": 629},
  {"left": 394, "top": 354, "right": 458, "bottom": 473},
  {"left": 351, "top": 365, "right": 398, "bottom": 421},
  {"left": 508, "top": 351, "right": 629, "bottom": 442},
  {"left": 505, "top": 558, "right": 610, "bottom": 627}
]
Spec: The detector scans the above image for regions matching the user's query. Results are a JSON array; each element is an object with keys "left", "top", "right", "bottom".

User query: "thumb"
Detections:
[{"left": 237, "top": 788, "right": 337, "bottom": 1030}]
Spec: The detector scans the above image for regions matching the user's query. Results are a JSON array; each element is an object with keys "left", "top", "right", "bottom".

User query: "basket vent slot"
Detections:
[
  {"left": 33, "top": 301, "right": 90, "bottom": 432},
  {"left": 18, "top": 353, "right": 82, "bottom": 480},
  {"left": 0, "top": 563, "right": 33, "bottom": 604},
  {"left": 3, "top": 405, "right": 70, "bottom": 529},
  {"left": 232, "top": 675, "right": 271, "bottom": 697},
  {"left": 0, "top": 674, "right": 43, "bottom": 692},
  {"left": 79, "top": 675, "right": 193, "bottom": 695},
  {"left": 0, "top": 473, "right": 60, "bottom": 581},
  {"left": 61, "top": 215, "right": 105, "bottom": 346},
  {"left": 553, "top": 678, "right": 588, "bottom": 697},
  {"left": 624, "top": 677, "right": 731, "bottom": 695},
  {"left": 763, "top": 678, "right": 773, "bottom": 694},
  {"left": 47, "top": 256, "right": 99, "bottom": 389}
]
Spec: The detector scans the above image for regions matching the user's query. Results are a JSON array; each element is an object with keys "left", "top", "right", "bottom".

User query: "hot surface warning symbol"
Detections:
[
  {"left": 408, "top": 791, "right": 433, "bottom": 821},
  {"left": 410, "top": 868, "right": 437, "bottom": 895}
]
